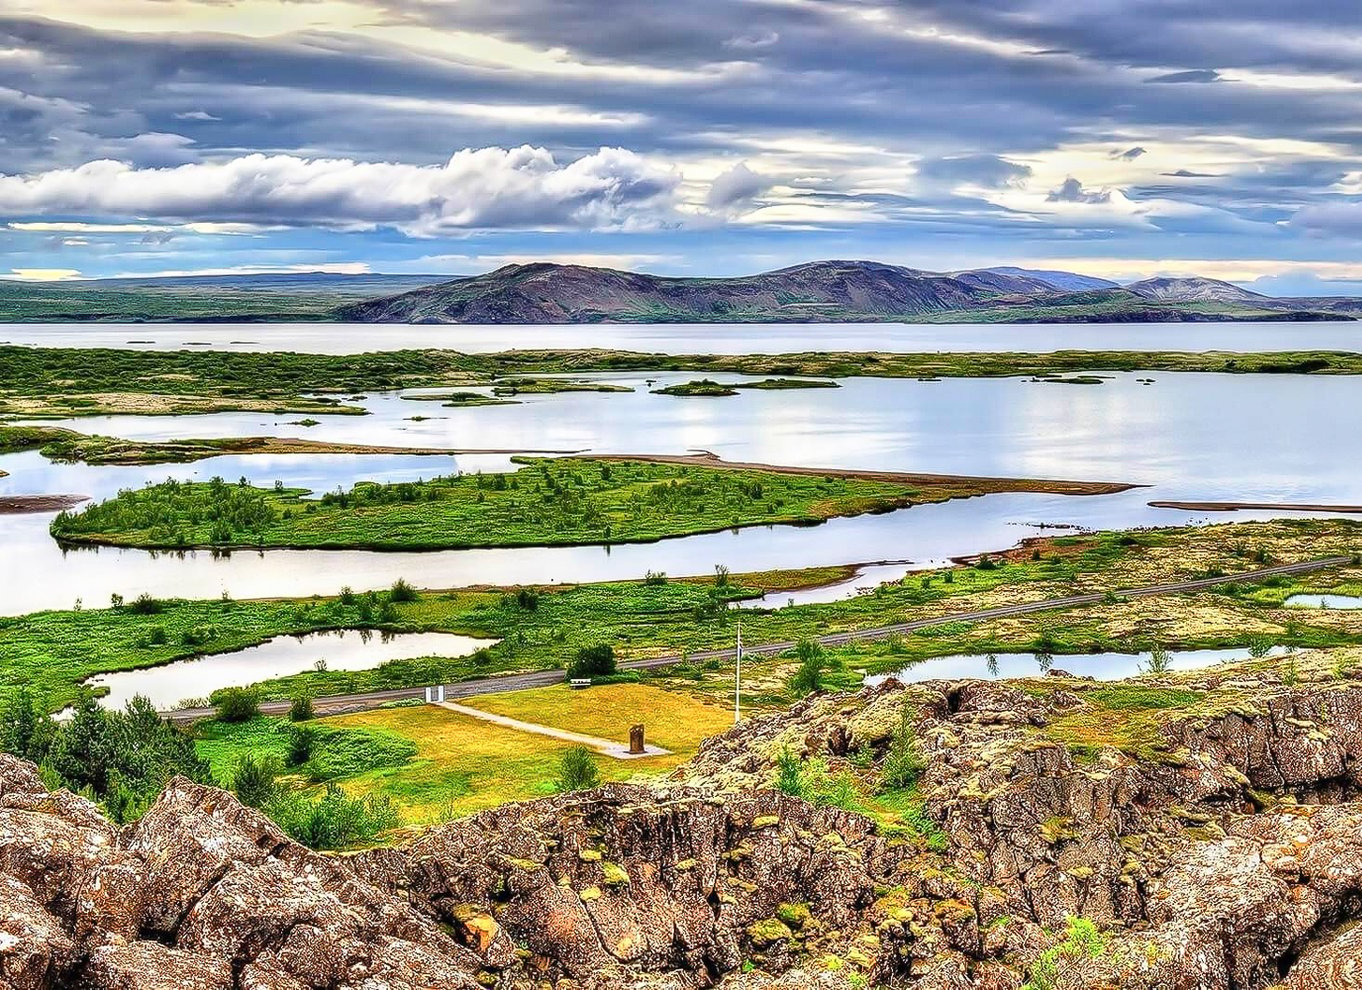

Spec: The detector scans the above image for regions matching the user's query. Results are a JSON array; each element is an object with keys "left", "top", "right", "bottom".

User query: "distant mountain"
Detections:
[
  {"left": 1, "top": 261, "right": 1357, "bottom": 323},
  {"left": 337, "top": 260, "right": 1023, "bottom": 324},
  {"left": 982, "top": 266, "right": 1120, "bottom": 292},
  {"left": 337, "top": 260, "right": 1355, "bottom": 325},
  {"left": 1124, "top": 276, "right": 1271, "bottom": 305}
]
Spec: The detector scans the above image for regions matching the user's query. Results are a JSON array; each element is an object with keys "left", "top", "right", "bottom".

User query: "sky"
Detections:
[{"left": 3, "top": 0, "right": 1362, "bottom": 291}]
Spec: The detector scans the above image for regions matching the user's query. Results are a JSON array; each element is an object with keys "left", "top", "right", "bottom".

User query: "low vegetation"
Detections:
[
  {"left": 6, "top": 344, "right": 1362, "bottom": 417},
  {"left": 48, "top": 456, "right": 1072, "bottom": 551}
]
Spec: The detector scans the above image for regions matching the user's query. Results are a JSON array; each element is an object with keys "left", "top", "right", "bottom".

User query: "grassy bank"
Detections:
[
  {"left": 48, "top": 456, "right": 1124, "bottom": 551},
  {"left": 4, "top": 345, "right": 1362, "bottom": 417},
  {"left": 7, "top": 519, "right": 1362, "bottom": 715}
]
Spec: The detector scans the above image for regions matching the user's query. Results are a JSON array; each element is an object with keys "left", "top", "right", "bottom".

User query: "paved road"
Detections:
[{"left": 163, "top": 554, "right": 1353, "bottom": 724}]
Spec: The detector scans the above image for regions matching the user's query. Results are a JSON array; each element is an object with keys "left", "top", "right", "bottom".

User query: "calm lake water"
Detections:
[
  {"left": 3, "top": 320, "right": 1361, "bottom": 354},
  {"left": 4, "top": 368, "right": 1361, "bottom": 616},
  {"left": 85, "top": 630, "right": 495, "bottom": 710},
  {"left": 864, "top": 646, "right": 1288, "bottom": 685},
  {"left": 1284, "top": 594, "right": 1362, "bottom": 610}
]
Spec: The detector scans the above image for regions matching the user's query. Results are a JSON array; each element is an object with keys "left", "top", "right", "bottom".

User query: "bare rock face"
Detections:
[{"left": 5, "top": 664, "right": 1362, "bottom": 989}]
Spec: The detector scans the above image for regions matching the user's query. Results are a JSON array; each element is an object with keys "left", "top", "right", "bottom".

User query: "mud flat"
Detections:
[
  {"left": 1151, "top": 499, "right": 1362, "bottom": 514},
  {"left": 0, "top": 494, "right": 89, "bottom": 514}
]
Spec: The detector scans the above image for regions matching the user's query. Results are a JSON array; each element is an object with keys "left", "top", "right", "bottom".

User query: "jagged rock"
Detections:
[{"left": 5, "top": 664, "right": 1362, "bottom": 988}]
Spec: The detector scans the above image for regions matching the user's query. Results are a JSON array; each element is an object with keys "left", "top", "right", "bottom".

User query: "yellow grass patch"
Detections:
[{"left": 327, "top": 684, "right": 735, "bottom": 822}]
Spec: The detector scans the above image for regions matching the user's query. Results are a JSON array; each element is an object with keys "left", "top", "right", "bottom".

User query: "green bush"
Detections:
[
  {"left": 266, "top": 784, "right": 400, "bottom": 850},
  {"left": 554, "top": 745, "right": 601, "bottom": 793},
  {"left": 288, "top": 693, "right": 315, "bottom": 722},
  {"left": 389, "top": 578, "right": 419, "bottom": 603},
  {"left": 286, "top": 726, "right": 316, "bottom": 767},
  {"left": 215, "top": 687, "right": 260, "bottom": 723},
  {"left": 232, "top": 753, "right": 279, "bottom": 807},
  {"left": 128, "top": 593, "right": 164, "bottom": 615},
  {"left": 568, "top": 644, "right": 616, "bottom": 679},
  {"left": 787, "top": 640, "right": 827, "bottom": 696},
  {"left": 11, "top": 693, "right": 208, "bottom": 823},
  {"left": 880, "top": 707, "right": 925, "bottom": 793},
  {"left": 776, "top": 746, "right": 804, "bottom": 797}
]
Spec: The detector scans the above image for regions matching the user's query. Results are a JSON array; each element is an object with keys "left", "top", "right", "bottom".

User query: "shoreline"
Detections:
[{"left": 1150, "top": 499, "right": 1362, "bottom": 515}]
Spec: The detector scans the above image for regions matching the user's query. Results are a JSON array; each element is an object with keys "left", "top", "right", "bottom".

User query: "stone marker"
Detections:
[{"left": 629, "top": 724, "right": 645, "bottom": 755}]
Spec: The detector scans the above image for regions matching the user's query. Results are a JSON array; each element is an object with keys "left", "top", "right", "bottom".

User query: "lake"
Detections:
[
  {"left": 4, "top": 361, "right": 1361, "bottom": 616},
  {"left": 3, "top": 320, "right": 1361, "bottom": 355}
]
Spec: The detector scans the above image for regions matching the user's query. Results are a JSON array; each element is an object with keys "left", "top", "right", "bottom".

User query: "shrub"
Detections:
[
  {"left": 880, "top": 707, "right": 925, "bottom": 793},
  {"left": 644, "top": 570, "right": 668, "bottom": 586},
  {"left": 286, "top": 726, "right": 316, "bottom": 767},
  {"left": 128, "top": 593, "right": 163, "bottom": 615},
  {"left": 232, "top": 753, "right": 279, "bottom": 807},
  {"left": 266, "top": 784, "right": 400, "bottom": 850},
  {"left": 787, "top": 640, "right": 827, "bottom": 696},
  {"left": 515, "top": 587, "right": 540, "bottom": 611},
  {"left": 1140, "top": 644, "right": 1172, "bottom": 675},
  {"left": 389, "top": 578, "right": 419, "bottom": 603},
  {"left": 555, "top": 745, "right": 601, "bottom": 793},
  {"left": 569, "top": 644, "right": 616, "bottom": 679},
  {"left": 776, "top": 746, "right": 804, "bottom": 797},
  {"left": 1025, "top": 916, "right": 1107, "bottom": 990},
  {"left": 215, "top": 687, "right": 260, "bottom": 723},
  {"left": 288, "top": 693, "right": 315, "bottom": 722}
]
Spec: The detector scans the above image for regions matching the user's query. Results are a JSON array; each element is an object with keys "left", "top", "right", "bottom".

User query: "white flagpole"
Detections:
[{"left": 734, "top": 619, "right": 742, "bottom": 724}]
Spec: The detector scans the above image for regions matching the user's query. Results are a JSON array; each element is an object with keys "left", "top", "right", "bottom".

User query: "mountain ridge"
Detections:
[
  {"left": 336, "top": 259, "right": 1361, "bottom": 324},
  {"left": 2, "top": 260, "right": 1359, "bottom": 323}
]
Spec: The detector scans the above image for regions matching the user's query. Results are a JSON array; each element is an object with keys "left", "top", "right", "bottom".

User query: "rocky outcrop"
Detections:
[{"left": 6, "top": 662, "right": 1362, "bottom": 988}]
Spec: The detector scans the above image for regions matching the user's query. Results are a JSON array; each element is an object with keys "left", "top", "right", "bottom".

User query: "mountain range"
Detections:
[{"left": 5, "top": 261, "right": 1361, "bottom": 323}]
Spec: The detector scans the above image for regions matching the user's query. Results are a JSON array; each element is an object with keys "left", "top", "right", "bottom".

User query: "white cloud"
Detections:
[{"left": 0, "top": 147, "right": 680, "bottom": 236}]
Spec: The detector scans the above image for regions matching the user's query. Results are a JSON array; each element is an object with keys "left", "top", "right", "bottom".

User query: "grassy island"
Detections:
[
  {"left": 48, "top": 455, "right": 1129, "bottom": 551},
  {"left": 653, "top": 379, "right": 739, "bottom": 397}
]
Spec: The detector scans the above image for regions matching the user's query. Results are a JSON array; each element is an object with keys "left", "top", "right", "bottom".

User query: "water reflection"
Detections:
[
  {"left": 864, "top": 646, "right": 1287, "bottom": 685},
  {"left": 86, "top": 629, "right": 496, "bottom": 710},
  {"left": 5, "top": 371, "right": 1362, "bottom": 615},
  {"left": 4, "top": 320, "right": 1362, "bottom": 355}
]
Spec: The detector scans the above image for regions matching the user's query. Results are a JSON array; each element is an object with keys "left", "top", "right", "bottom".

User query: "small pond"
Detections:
[
  {"left": 863, "top": 645, "right": 1287, "bottom": 686},
  {"left": 86, "top": 629, "right": 497, "bottom": 710},
  {"left": 1283, "top": 594, "right": 1362, "bottom": 610}
]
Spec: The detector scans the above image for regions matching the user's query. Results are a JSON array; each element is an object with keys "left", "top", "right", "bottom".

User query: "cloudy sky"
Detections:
[{"left": 3, "top": 0, "right": 1362, "bottom": 290}]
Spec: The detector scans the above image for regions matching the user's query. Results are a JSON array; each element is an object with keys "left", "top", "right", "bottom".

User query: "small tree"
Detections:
[
  {"left": 1141, "top": 644, "right": 1172, "bottom": 675},
  {"left": 215, "top": 687, "right": 260, "bottom": 723},
  {"left": 289, "top": 693, "right": 315, "bottom": 722},
  {"left": 232, "top": 753, "right": 278, "bottom": 807},
  {"left": 569, "top": 644, "right": 616, "bottom": 679},
  {"left": 286, "top": 725, "right": 316, "bottom": 767},
  {"left": 880, "top": 706, "right": 925, "bottom": 793},
  {"left": 555, "top": 745, "right": 601, "bottom": 792},
  {"left": 787, "top": 640, "right": 827, "bottom": 696}
]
